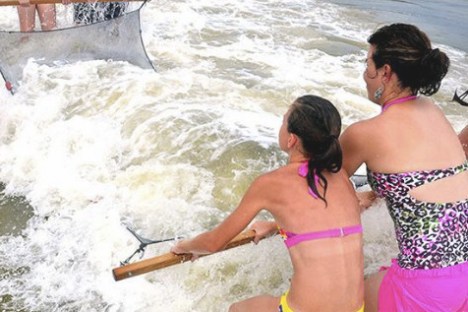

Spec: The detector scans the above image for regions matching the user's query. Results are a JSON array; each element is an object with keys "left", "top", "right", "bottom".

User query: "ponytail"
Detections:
[{"left": 288, "top": 95, "right": 343, "bottom": 205}]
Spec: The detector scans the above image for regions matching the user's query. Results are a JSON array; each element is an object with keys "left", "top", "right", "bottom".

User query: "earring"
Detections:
[{"left": 374, "top": 86, "right": 384, "bottom": 100}]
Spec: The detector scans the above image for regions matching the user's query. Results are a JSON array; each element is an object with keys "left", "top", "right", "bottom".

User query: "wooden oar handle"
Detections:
[
  {"left": 113, "top": 229, "right": 259, "bottom": 281},
  {"left": 0, "top": 0, "right": 141, "bottom": 6}
]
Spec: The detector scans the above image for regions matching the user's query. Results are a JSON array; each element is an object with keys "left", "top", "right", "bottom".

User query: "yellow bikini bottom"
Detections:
[
  {"left": 278, "top": 291, "right": 364, "bottom": 312},
  {"left": 278, "top": 291, "right": 293, "bottom": 312}
]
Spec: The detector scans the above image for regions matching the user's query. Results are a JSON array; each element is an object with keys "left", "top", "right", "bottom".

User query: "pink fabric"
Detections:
[
  {"left": 381, "top": 95, "right": 418, "bottom": 112},
  {"left": 282, "top": 224, "right": 362, "bottom": 248},
  {"left": 298, "top": 162, "right": 319, "bottom": 199},
  {"left": 378, "top": 259, "right": 468, "bottom": 311}
]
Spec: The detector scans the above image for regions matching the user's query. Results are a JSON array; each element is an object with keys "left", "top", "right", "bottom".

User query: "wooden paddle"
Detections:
[
  {"left": 0, "top": 0, "right": 142, "bottom": 6},
  {"left": 113, "top": 229, "right": 265, "bottom": 281}
]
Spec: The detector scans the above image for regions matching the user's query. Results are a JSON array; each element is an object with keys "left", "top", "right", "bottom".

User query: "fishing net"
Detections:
[
  {"left": 0, "top": 1, "right": 154, "bottom": 94},
  {"left": 74, "top": 2, "right": 128, "bottom": 25}
]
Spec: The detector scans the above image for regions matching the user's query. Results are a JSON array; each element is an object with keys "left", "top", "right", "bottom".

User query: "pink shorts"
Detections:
[{"left": 378, "top": 259, "right": 468, "bottom": 312}]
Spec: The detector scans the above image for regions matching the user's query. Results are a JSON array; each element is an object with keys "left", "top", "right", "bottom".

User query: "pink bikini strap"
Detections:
[
  {"left": 283, "top": 224, "right": 363, "bottom": 248},
  {"left": 298, "top": 162, "right": 319, "bottom": 199},
  {"left": 381, "top": 95, "right": 418, "bottom": 113}
]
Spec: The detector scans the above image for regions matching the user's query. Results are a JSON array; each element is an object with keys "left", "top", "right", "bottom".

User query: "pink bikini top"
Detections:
[
  {"left": 279, "top": 225, "right": 363, "bottom": 248},
  {"left": 278, "top": 161, "right": 362, "bottom": 248}
]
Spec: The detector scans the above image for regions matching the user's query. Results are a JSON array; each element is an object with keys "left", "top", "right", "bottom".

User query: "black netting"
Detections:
[
  {"left": 0, "top": 1, "right": 154, "bottom": 94},
  {"left": 74, "top": 2, "right": 128, "bottom": 25}
]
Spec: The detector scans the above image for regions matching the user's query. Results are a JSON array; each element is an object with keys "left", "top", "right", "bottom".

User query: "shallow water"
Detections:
[{"left": 0, "top": 1, "right": 466, "bottom": 311}]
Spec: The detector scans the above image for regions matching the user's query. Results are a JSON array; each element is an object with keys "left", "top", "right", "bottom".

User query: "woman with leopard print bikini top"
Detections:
[
  {"left": 340, "top": 24, "right": 468, "bottom": 311},
  {"left": 368, "top": 161, "right": 468, "bottom": 270}
]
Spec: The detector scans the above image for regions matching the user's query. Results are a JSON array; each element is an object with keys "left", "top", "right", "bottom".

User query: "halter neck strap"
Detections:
[
  {"left": 298, "top": 162, "right": 319, "bottom": 199},
  {"left": 381, "top": 95, "right": 418, "bottom": 113}
]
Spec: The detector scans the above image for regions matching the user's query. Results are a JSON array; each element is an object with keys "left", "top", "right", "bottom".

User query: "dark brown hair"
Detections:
[
  {"left": 288, "top": 95, "right": 342, "bottom": 203},
  {"left": 368, "top": 23, "right": 450, "bottom": 96}
]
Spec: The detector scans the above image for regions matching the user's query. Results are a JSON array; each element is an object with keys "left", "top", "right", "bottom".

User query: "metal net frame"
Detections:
[{"left": 0, "top": 1, "right": 154, "bottom": 94}]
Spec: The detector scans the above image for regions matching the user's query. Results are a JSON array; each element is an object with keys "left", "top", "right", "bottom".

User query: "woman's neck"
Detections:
[
  {"left": 379, "top": 89, "right": 413, "bottom": 108},
  {"left": 288, "top": 152, "right": 308, "bottom": 164},
  {"left": 381, "top": 94, "right": 418, "bottom": 113}
]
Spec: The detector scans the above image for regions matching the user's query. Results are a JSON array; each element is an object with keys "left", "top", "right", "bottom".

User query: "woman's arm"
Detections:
[
  {"left": 171, "top": 175, "right": 270, "bottom": 258},
  {"left": 356, "top": 190, "right": 377, "bottom": 212},
  {"left": 340, "top": 123, "right": 367, "bottom": 177},
  {"left": 249, "top": 220, "right": 278, "bottom": 243},
  {"left": 459, "top": 125, "right": 468, "bottom": 158}
]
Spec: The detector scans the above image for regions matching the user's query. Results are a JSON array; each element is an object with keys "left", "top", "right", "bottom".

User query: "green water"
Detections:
[{"left": 0, "top": 184, "right": 34, "bottom": 236}]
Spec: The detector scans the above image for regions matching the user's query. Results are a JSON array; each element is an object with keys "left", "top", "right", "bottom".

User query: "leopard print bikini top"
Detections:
[{"left": 367, "top": 160, "right": 468, "bottom": 270}]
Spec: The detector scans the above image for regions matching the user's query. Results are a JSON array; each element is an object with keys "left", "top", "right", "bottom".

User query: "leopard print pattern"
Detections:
[{"left": 367, "top": 161, "right": 468, "bottom": 269}]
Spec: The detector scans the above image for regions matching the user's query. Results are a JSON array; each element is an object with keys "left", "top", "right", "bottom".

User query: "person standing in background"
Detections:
[{"left": 17, "top": 0, "right": 56, "bottom": 32}]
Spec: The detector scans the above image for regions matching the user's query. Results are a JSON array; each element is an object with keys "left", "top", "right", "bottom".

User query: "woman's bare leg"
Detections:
[
  {"left": 37, "top": 4, "right": 56, "bottom": 30},
  {"left": 229, "top": 295, "right": 279, "bottom": 312},
  {"left": 364, "top": 271, "right": 386, "bottom": 312},
  {"left": 17, "top": 4, "right": 36, "bottom": 32}
]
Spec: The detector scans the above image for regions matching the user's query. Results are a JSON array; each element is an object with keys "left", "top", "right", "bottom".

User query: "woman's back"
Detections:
[
  {"left": 363, "top": 99, "right": 465, "bottom": 170},
  {"left": 263, "top": 163, "right": 363, "bottom": 311},
  {"left": 357, "top": 98, "right": 468, "bottom": 204}
]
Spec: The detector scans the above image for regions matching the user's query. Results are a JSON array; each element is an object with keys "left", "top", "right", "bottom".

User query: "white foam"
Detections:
[{"left": 0, "top": 0, "right": 466, "bottom": 311}]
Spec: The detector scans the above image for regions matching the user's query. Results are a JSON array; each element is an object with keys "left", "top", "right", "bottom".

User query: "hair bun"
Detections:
[
  {"left": 421, "top": 48, "right": 439, "bottom": 63},
  {"left": 419, "top": 48, "right": 449, "bottom": 95}
]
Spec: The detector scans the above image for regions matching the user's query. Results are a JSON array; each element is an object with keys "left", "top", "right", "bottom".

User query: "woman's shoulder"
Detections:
[
  {"left": 343, "top": 115, "right": 381, "bottom": 133},
  {"left": 340, "top": 117, "right": 380, "bottom": 151},
  {"left": 254, "top": 165, "right": 292, "bottom": 183},
  {"left": 244, "top": 166, "right": 300, "bottom": 208},
  {"left": 250, "top": 165, "right": 304, "bottom": 193}
]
